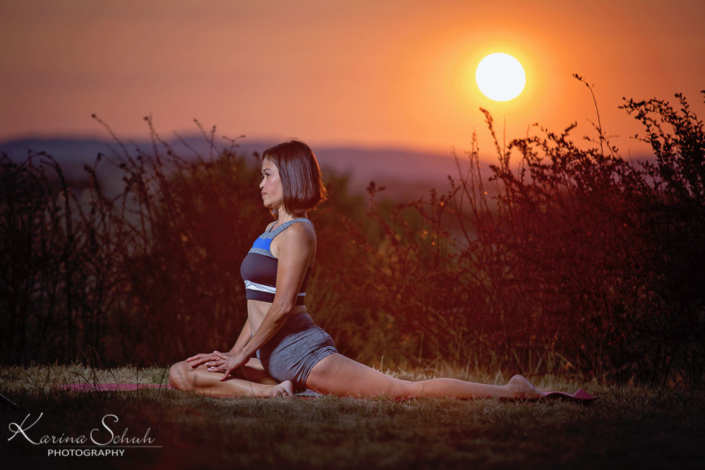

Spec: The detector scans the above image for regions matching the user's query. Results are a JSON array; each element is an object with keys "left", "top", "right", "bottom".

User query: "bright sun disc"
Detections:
[{"left": 476, "top": 53, "right": 526, "bottom": 102}]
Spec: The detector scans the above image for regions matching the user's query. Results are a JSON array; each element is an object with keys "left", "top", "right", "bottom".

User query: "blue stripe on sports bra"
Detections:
[{"left": 252, "top": 237, "right": 274, "bottom": 252}]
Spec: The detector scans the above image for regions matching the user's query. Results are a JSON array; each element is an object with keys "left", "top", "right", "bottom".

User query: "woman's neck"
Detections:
[{"left": 276, "top": 209, "right": 307, "bottom": 222}]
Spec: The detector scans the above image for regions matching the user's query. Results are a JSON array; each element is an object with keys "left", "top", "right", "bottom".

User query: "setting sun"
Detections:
[{"left": 476, "top": 53, "right": 526, "bottom": 102}]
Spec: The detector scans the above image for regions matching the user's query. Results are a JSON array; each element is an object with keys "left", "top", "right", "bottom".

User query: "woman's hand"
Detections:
[
  {"left": 206, "top": 352, "right": 250, "bottom": 381},
  {"left": 185, "top": 351, "right": 228, "bottom": 369}
]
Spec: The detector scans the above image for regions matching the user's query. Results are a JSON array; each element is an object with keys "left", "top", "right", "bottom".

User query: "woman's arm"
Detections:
[
  {"left": 228, "top": 317, "right": 253, "bottom": 356},
  {"left": 217, "top": 223, "right": 315, "bottom": 379}
]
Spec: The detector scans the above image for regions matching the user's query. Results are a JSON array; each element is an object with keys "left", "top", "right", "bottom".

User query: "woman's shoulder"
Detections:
[
  {"left": 270, "top": 219, "right": 316, "bottom": 264},
  {"left": 277, "top": 219, "right": 316, "bottom": 247}
]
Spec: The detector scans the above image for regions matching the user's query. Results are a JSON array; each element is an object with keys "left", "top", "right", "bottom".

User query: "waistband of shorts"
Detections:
[{"left": 282, "top": 311, "right": 315, "bottom": 331}]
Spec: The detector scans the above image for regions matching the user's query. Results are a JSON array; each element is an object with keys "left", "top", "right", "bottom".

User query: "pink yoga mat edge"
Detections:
[{"left": 51, "top": 383, "right": 600, "bottom": 402}]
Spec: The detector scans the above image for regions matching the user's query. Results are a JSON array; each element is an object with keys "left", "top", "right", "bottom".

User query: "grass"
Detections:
[{"left": 1, "top": 364, "right": 704, "bottom": 469}]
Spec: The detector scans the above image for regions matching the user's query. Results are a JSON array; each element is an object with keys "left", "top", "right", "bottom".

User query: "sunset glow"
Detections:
[
  {"left": 1, "top": 1, "right": 704, "bottom": 156},
  {"left": 476, "top": 53, "right": 526, "bottom": 102}
]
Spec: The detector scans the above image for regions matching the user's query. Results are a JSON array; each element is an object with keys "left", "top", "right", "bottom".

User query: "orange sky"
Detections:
[{"left": 2, "top": 0, "right": 704, "bottom": 158}]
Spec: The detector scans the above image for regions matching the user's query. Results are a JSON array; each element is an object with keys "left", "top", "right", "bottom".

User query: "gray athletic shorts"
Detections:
[{"left": 251, "top": 311, "right": 338, "bottom": 391}]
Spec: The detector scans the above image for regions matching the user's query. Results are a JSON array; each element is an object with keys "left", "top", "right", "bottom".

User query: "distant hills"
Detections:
[
  {"left": 1, "top": 135, "right": 657, "bottom": 206},
  {"left": 0, "top": 135, "right": 503, "bottom": 203}
]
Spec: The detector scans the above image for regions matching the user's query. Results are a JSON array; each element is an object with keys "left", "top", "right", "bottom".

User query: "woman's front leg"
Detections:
[
  {"left": 187, "top": 352, "right": 279, "bottom": 385},
  {"left": 169, "top": 360, "right": 292, "bottom": 397},
  {"left": 229, "top": 357, "right": 279, "bottom": 385}
]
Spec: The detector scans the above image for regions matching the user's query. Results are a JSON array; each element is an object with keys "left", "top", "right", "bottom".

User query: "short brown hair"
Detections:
[{"left": 262, "top": 140, "right": 329, "bottom": 218}]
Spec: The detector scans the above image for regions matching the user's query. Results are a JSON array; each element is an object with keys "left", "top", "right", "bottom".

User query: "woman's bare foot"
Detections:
[
  {"left": 507, "top": 375, "right": 542, "bottom": 399},
  {"left": 267, "top": 380, "right": 294, "bottom": 398}
]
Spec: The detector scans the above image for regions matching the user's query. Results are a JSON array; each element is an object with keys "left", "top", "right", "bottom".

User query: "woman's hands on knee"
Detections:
[
  {"left": 205, "top": 352, "right": 250, "bottom": 381},
  {"left": 185, "top": 351, "right": 229, "bottom": 369}
]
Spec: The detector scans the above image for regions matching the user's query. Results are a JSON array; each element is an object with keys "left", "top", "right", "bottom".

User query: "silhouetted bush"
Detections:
[
  {"left": 2, "top": 79, "right": 703, "bottom": 386},
  {"left": 361, "top": 77, "right": 704, "bottom": 386}
]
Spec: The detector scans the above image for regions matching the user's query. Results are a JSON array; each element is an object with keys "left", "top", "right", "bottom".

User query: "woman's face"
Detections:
[{"left": 259, "top": 157, "right": 283, "bottom": 210}]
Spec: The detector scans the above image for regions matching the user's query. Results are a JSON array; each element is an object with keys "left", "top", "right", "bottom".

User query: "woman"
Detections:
[{"left": 168, "top": 140, "right": 542, "bottom": 400}]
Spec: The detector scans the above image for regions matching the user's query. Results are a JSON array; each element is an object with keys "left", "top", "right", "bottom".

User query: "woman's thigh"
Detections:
[
  {"left": 236, "top": 357, "right": 278, "bottom": 384},
  {"left": 305, "top": 353, "right": 415, "bottom": 398}
]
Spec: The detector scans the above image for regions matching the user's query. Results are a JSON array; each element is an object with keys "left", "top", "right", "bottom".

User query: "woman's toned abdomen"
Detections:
[{"left": 247, "top": 299, "right": 308, "bottom": 334}]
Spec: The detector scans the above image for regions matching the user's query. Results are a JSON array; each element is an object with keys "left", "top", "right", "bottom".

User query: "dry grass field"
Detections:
[{"left": 1, "top": 363, "right": 704, "bottom": 470}]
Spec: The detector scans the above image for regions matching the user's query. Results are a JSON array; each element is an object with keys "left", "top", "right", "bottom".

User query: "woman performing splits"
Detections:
[{"left": 168, "top": 140, "right": 543, "bottom": 400}]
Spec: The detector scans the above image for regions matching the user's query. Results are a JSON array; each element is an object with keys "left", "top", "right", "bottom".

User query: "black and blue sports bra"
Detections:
[{"left": 239, "top": 218, "right": 314, "bottom": 305}]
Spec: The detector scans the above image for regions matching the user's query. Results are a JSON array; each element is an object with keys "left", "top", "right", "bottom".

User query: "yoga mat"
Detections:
[
  {"left": 539, "top": 388, "right": 600, "bottom": 403},
  {"left": 51, "top": 383, "right": 599, "bottom": 402},
  {"left": 53, "top": 383, "right": 230, "bottom": 398},
  {"left": 51, "top": 383, "right": 311, "bottom": 399}
]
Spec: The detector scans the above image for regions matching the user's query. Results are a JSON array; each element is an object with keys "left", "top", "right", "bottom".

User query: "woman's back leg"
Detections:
[
  {"left": 305, "top": 354, "right": 540, "bottom": 399},
  {"left": 305, "top": 353, "right": 414, "bottom": 397}
]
